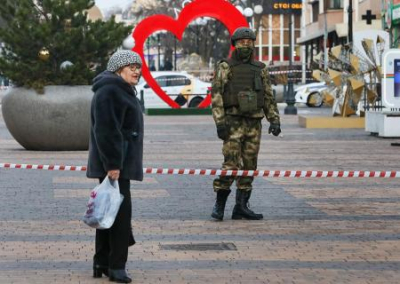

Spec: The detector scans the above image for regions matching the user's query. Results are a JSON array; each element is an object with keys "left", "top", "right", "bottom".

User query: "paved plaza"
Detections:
[{"left": 0, "top": 103, "right": 400, "bottom": 283}]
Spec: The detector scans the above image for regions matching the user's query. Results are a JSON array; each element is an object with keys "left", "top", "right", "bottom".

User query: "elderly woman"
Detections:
[{"left": 87, "top": 50, "right": 144, "bottom": 283}]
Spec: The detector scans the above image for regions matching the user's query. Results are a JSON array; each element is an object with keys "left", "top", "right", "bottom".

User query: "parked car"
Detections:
[
  {"left": 294, "top": 82, "right": 327, "bottom": 107},
  {"left": 136, "top": 71, "right": 211, "bottom": 108},
  {"left": 272, "top": 84, "right": 300, "bottom": 103}
]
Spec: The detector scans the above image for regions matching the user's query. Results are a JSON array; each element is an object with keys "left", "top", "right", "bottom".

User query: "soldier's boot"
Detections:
[
  {"left": 211, "top": 189, "right": 231, "bottom": 220},
  {"left": 232, "top": 189, "right": 263, "bottom": 220}
]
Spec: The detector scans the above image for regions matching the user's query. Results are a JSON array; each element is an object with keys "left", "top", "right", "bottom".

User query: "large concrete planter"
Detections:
[{"left": 2, "top": 86, "right": 93, "bottom": 150}]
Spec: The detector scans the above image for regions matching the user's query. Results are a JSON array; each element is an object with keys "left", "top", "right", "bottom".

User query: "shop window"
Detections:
[
  {"left": 295, "top": 30, "right": 301, "bottom": 40},
  {"left": 255, "top": 47, "right": 270, "bottom": 61},
  {"left": 272, "top": 30, "right": 280, "bottom": 45},
  {"left": 282, "top": 46, "right": 300, "bottom": 61},
  {"left": 272, "top": 14, "right": 281, "bottom": 29},
  {"left": 284, "top": 14, "right": 289, "bottom": 27},
  {"left": 295, "top": 15, "right": 301, "bottom": 28},
  {"left": 284, "top": 15, "right": 301, "bottom": 28},
  {"left": 283, "top": 47, "right": 289, "bottom": 61},
  {"left": 261, "top": 30, "right": 269, "bottom": 43},
  {"left": 284, "top": 31, "right": 290, "bottom": 44},
  {"left": 272, "top": 46, "right": 280, "bottom": 61}
]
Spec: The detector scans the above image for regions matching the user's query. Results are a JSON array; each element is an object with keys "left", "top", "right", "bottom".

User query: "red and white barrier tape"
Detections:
[
  {"left": 269, "top": 70, "right": 312, "bottom": 75},
  {"left": 1, "top": 163, "right": 400, "bottom": 178},
  {"left": 0, "top": 163, "right": 86, "bottom": 171}
]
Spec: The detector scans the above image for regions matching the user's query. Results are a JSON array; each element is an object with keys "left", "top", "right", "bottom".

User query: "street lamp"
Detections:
[
  {"left": 234, "top": 1, "right": 264, "bottom": 61},
  {"left": 253, "top": 5, "right": 263, "bottom": 15},
  {"left": 235, "top": 3, "right": 263, "bottom": 28},
  {"left": 284, "top": 15, "right": 297, "bottom": 115},
  {"left": 243, "top": 7, "right": 254, "bottom": 17},
  {"left": 122, "top": 34, "right": 135, "bottom": 50},
  {"left": 348, "top": 0, "right": 353, "bottom": 43}
]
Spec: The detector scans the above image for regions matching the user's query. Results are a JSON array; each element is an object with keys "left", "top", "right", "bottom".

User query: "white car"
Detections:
[
  {"left": 294, "top": 82, "right": 327, "bottom": 107},
  {"left": 136, "top": 71, "right": 211, "bottom": 108}
]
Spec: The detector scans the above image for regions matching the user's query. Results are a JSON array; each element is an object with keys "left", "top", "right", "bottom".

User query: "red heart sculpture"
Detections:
[{"left": 132, "top": 0, "right": 248, "bottom": 108}]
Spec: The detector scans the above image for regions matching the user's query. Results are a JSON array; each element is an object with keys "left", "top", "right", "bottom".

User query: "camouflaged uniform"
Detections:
[{"left": 212, "top": 59, "right": 280, "bottom": 192}]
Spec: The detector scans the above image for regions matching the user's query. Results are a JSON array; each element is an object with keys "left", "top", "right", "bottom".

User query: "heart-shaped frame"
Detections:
[{"left": 132, "top": 0, "right": 248, "bottom": 108}]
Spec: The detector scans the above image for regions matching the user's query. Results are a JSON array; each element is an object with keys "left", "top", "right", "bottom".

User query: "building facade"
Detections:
[
  {"left": 382, "top": 0, "right": 400, "bottom": 47},
  {"left": 297, "top": 0, "right": 382, "bottom": 70},
  {"left": 254, "top": 0, "right": 302, "bottom": 66}
]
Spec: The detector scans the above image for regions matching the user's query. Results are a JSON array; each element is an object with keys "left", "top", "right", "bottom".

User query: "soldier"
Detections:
[{"left": 211, "top": 27, "right": 281, "bottom": 221}]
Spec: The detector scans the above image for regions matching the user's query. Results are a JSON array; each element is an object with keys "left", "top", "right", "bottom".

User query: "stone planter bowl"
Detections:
[{"left": 1, "top": 86, "right": 93, "bottom": 150}]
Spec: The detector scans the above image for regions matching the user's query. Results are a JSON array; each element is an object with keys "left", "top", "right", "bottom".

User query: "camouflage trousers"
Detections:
[{"left": 213, "top": 115, "right": 262, "bottom": 192}]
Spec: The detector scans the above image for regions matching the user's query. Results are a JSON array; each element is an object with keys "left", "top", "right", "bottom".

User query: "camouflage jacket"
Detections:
[{"left": 211, "top": 61, "right": 280, "bottom": 126}]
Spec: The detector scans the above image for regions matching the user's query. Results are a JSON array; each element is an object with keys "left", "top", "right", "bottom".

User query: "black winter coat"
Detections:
[{"left": 86, "top": 71, "right": 144, "bottom": 181}]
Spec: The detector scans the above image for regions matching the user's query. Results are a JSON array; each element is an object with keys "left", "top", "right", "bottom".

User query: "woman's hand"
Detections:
[{"left": 107, "top": 169, "right": 120, "bottom": 180}]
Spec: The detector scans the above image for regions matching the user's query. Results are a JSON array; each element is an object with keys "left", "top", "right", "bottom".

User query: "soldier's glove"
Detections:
[
  {"left": 216, "top": 124, "right": 229, "bottom": 141},
  {"left": 268, "top": 123, "right": 281, "bottom": 137}
]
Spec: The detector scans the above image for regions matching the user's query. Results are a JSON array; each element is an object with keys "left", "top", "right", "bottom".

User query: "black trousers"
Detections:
[{"left": 94, "top": 177, "right": 133, "bottom": 269}]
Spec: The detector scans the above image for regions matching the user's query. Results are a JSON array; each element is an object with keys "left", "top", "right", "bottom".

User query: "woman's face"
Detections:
[{"left": 119, "top": 64, "right": 142, "bottom": 86}]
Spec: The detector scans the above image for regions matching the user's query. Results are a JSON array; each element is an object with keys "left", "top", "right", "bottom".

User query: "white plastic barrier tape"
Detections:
[
  {"left": 1, "top": 163, "right": 400, "bottom": 178},
  {"left": 269, "top": 70, "right": 312, "bottom": 75}
]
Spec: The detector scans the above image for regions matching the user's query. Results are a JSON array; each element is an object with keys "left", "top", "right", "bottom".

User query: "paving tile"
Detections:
[
  {"left": 54, "top": 189, "right": 170, "bottom": 198},
  {"left": 1, "top": 106, "right": 400, "bottom": 283}
]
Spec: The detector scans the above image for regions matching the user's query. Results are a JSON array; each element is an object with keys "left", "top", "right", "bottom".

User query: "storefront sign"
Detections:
[{"left": 263, "top": 0, "right": 302, "bottom": 15}]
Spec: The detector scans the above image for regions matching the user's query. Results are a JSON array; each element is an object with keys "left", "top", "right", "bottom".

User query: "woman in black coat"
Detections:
[{"left": 86, "top": 50, "right": 144, "bottom": 283}]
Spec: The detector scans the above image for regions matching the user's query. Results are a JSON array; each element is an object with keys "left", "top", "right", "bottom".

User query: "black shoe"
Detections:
[
  {"left": 211, "top": 189, "right": 231, "bottom": 220},
  {"left": 109, "top": 269, "right": 132, "bottom": 283},
  {"left": 232, "top": 189, "right": 263, "bottom": 220},
  {"left": 93, "top": 264, "right": 109, "bottom": 278}
]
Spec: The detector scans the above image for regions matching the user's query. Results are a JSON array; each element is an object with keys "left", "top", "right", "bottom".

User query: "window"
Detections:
[
  {"left": 144, "top": 75, "right": 168, "bottom": 88},
  {"left": 255, "top": 47, "right": 269, "bottom": 61},
  {"left": 167, "top": 75, "right": 191, "bottom": 87},
  {"left": 312, "top": 2, "right": 319, "bottom": 23},
  {"left": 144, "top": 75, "right": 191, "bottom": 88},
  {"left": 272, "top": 47, "right": 280, "bottom": 61},
  {"left": 155, "top": 76, "right": 168, "bottom": 87},
  {"left": 328, "top": 0, "right": 343, "bottom": 9}
]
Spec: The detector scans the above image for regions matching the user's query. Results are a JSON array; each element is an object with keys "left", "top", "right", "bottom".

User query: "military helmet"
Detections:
[{"left": 231, "top": 27, "right": 256, "bottom": 46}]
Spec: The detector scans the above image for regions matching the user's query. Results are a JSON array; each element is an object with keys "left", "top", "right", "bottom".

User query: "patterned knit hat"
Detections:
[{"left": 107, "top": 50, "right": 142, "bottom": 72}]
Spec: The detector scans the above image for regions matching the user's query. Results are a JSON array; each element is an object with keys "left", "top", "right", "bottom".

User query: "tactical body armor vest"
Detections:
[{"left": 222, "top": 58, "right": 266, "bottom": 112}]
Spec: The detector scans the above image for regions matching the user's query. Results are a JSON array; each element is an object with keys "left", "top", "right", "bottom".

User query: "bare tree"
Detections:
[{"left": 127, "top": 0, "right": 231, "bottom": 68}]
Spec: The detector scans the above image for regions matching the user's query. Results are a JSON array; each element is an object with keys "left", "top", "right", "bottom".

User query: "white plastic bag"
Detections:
[{"left": 83, "top": 177, "right": 124, "bottom": 229}]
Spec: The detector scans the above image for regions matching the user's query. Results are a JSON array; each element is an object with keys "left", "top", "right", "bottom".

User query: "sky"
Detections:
[{"left": 95, "top": 0, "right": 132, "bottom": 13}]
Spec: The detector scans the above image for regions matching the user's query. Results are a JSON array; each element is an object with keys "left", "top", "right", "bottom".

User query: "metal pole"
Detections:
[
  {"left": 284, "top": 14, "right": 297, "bottom": 115},
  {"left": 157, "top": 34, "right": 161, "bottom": 71},
  {"left": 323, "top": 9, "right": 328, "bottom": 71},
  {"left": 348, "top": 0, "right": 353, "bottom": 43},
  {"left": 147, "top": 39, "right": 150, "bottom": 67},
  {"left": 174, "top": 37, "right": 177, "bottom": 71}
]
